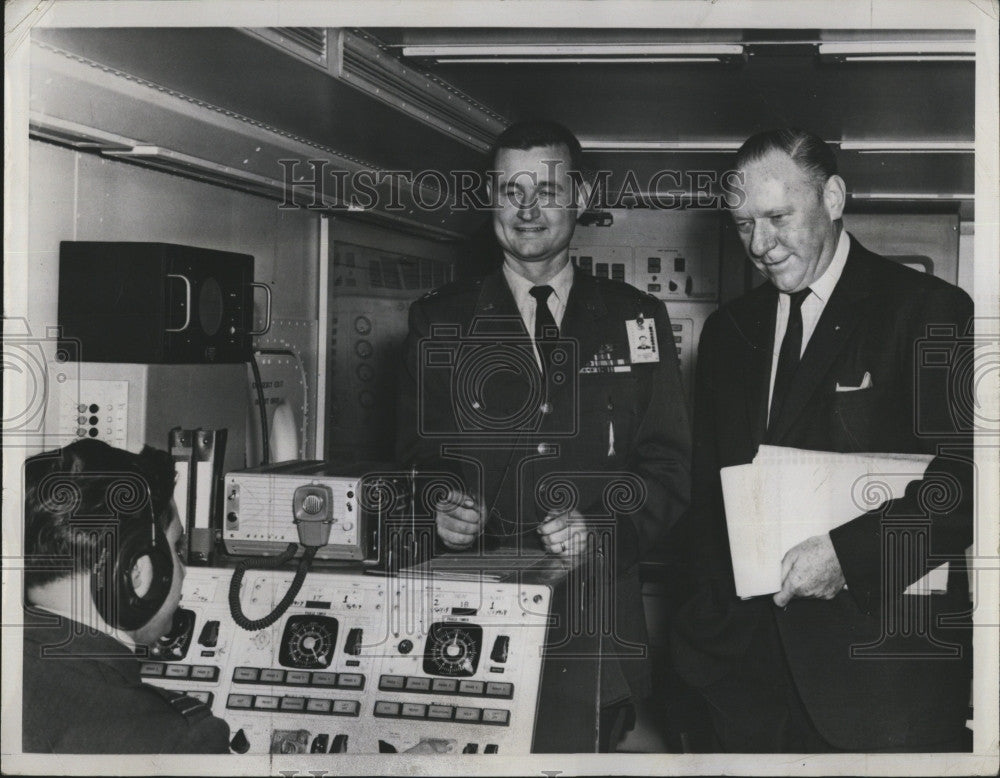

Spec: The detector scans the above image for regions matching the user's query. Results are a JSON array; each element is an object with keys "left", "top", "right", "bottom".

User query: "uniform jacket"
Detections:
[
  {"left": 672, "top": 237, "right": 974, "bottom": 750},
  {"left": 396, "top": 266, "right": 691, "bottom": 701},
  {"left": 23, "top": 609, "right": 230, "bottom": 753}
]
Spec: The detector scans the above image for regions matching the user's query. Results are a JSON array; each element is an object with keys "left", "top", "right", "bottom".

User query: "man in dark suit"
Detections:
[
  {"left": 22, "top": 439, "right": 231, "bottom": 753},
  {"left": 395, "top": 120, "right": 691, "bottom": 750},
  {"left": 671, "top": 128, "right": 974, "bottom": 752}
]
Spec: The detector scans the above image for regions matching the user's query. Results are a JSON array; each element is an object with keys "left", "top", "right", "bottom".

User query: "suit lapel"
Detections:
[
  {"left": 768, "top": 242, "right": 873, "bottom": 444},
  {"left": 732, "top": 286, "right": 778, "bottom": 451}
]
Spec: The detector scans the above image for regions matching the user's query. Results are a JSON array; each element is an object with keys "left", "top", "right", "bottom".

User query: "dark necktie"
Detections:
[
  {"left": 529, "top": 285, "right": 558, "bottom": 389},
  {"left": 529, "top": 285, "right": 558, "bottom": 340},
  {"left": 768, "top": 287, "right": 811, "bottom": 434}
]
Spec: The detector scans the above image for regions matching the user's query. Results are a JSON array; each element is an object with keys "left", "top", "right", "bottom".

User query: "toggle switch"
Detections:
[
  {"left": 490, "top": 635, "right": 509, "bottom": 664},
  {"left": 345, "top": 628, "right": 363, "bottom": 656},
  {"left": 330, "top": 734, "right": 349, "bottom": 753},
  {"left": 198, "top": 620, "right": 220, "bottom": 647},
  {"left": 462, "top": 743, "right": 479, "bottom": 754},
  {"left": 378, "top": 739, "right": 397, "bottom": 753}
]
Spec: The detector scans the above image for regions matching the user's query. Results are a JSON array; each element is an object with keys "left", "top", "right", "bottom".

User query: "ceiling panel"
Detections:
[
  {"left": 32, "top": 27, "right": 487, "bottom": 175},
  {"left": 30, "top": 26, "right": 975, "bottom": 235}
]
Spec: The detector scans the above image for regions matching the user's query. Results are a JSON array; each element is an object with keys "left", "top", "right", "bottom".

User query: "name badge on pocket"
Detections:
[{"left": 627, "top": 316, "right": 659, "bottom": 363}]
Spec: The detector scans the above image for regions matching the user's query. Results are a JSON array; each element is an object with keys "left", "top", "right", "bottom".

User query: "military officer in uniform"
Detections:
[{"left": 395, "top": 120, "right": 691, "bottom": 750}]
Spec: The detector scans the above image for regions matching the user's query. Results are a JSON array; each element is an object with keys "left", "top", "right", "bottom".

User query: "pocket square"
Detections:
[{"left": 836, "top": 371, "right": 873, "bottom": 392}]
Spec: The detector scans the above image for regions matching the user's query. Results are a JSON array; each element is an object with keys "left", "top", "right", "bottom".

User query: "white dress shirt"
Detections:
[
  {"left": 503, "top": 259, "right": 574, "bottom": 366},
  {"left": 767, "top": 229, "right": 850, "bottom": 423}
]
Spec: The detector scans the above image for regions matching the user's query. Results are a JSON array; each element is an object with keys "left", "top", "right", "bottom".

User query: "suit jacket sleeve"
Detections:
[
  {"left": 829, "top": 281, "right": 974, "bottom": 612},
  {"left": 396, "top": 297, "right": 435, "bottom": 469},
  {"left": 395, "top": 295, "right": 469, "bottom": 479}
]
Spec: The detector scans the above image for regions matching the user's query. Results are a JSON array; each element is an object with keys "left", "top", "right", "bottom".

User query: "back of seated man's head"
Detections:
[{"left": 24, "top": 439, "right": 182, "bottom": 644}]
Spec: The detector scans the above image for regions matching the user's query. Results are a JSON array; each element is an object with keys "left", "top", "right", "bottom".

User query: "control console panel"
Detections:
[{"left": 141, "top": 567, "right": 551, "bottom": 754}]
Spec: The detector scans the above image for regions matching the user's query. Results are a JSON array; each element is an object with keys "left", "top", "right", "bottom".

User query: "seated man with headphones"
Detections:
[{"left": 22, "top": 438, "right": 231, "bottom": 753}]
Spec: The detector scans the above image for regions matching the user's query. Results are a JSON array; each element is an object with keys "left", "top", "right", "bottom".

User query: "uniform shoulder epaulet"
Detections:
[
  {"left": 419, "top": 276, "right": 482, "bottom": 302},
  {"left": 592, "top": 273, "right": 661, "bottom": 307}
]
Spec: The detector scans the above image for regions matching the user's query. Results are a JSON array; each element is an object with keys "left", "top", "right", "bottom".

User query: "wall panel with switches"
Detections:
[{"left": 571, "top": 210, "right": 722, "bottom": 404}]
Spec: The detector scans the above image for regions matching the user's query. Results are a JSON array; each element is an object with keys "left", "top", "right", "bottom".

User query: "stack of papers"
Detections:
[{"left": 721, "top": 446, "right": 947, "bottom": 598}]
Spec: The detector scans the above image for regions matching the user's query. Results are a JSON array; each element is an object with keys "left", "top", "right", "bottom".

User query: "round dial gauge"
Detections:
[
  {"left": 279, "top": 615, "right": 339, "bottom": 669},
  {"left": 422, "top": 622, "right": 483, "bottom": 677}
]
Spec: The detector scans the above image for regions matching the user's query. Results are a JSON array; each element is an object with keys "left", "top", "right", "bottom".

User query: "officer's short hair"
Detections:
[
  {"left": 735, "top": 127, "right": 839, "bottom": 193},
  {"left": 24, "top": 439, "right": 176, "bottom": 590},
  {"left": 490, "top": 119, "right": 585, "bottom": 173}
]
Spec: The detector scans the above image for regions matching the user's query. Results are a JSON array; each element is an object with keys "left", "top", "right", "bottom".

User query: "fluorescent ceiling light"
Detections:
[
  {"left": 439, "top": 57, "right": 728, "bottom": 64},
  {"left": 579, "top": 140, "right": 743, "bottom": 152},
  {"left": 840, "top": 141, "right": 974, "bottom": 153},
  {"left": 851, "top": 192, "right": 973, "bottom": 200},
  {"left": 402, "top": 44, "right": 745, "bottom": 58},
  {"left": 579, "top": 139, "right": 973, "bottom": 154},
  {"left": 819, "top": 40, "right": 974, "bottom": 61},
  {"left": 832, "top": 55, "right": 973, "bottom": 62}
]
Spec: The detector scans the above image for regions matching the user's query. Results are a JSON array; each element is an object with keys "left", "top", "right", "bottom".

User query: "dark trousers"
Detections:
[
  {"left": 699, "top": 609, "right": 830, "bottom": 753},
  {"left": 698, "top": 608, "right": 971, "bottom": 753}
]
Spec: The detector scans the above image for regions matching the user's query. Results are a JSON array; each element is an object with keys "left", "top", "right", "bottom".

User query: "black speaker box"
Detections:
[{"left": 59, "top": 241, "right": 262, "bottom": 363}]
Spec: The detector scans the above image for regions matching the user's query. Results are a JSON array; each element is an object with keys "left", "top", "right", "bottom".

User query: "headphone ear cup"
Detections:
[{"left": 91, "top": 513, "right": 174, "bottom": 631}]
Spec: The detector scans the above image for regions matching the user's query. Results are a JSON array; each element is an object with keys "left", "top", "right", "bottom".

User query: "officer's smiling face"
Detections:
[{"left": 490, "top": 144, "right": 581, "bottom": 274}]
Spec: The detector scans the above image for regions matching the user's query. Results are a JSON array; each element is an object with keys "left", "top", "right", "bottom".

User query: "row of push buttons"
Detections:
[
  {"left": 378, "top": 675, "right": 513, "bottom": 699},
  {"left": 373, "top": 700, "right": 509, "bottom": 726},
  {"left": 140, "top": 662, "right": 219, "bottom": 681},
  {"left": 227, "top": 693, "right": 361, "bottom": 717},
  {"left": 232, "top": 667, "right": 364, "bottom": 690}
]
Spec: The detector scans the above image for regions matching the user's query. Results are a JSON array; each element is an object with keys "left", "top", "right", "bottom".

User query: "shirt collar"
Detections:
[
  {"left": 804, "top": 228, "right": 850, "bottom": 304},
  {"left": 502, "top": 258, "right": 575, "bottom": 305}
]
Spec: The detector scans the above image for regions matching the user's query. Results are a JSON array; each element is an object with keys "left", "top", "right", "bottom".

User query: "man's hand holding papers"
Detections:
[
  {"left": 721, "top": 445, "right": 940, "bottom": 599},
  {"left": 772, "top": 533, "right": 846, "bottom": 607}
]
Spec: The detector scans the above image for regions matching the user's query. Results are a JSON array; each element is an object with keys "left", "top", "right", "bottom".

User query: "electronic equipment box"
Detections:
[
  {"left": 58, "top": 241, "right": 269, "bottom": 363},
  {"left": 223, "top": 461, "right": 376, "bottom": 561}
]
